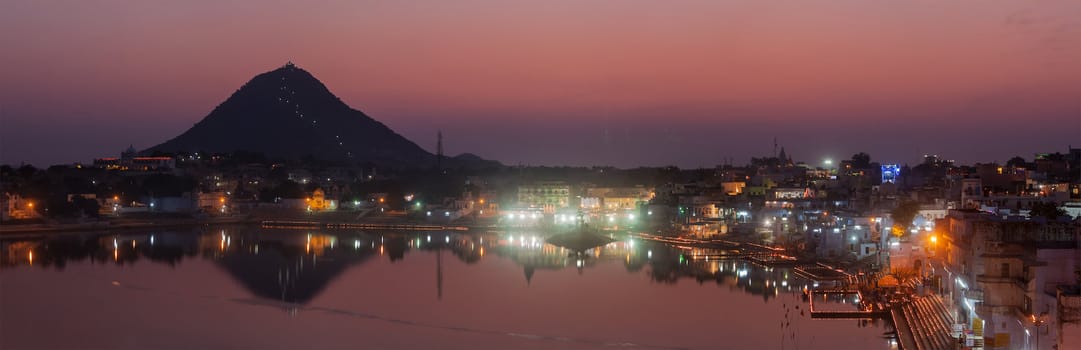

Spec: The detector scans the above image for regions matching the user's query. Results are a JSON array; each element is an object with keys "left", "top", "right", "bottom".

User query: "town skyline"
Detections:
[{"left": 2, "top": 1, "right": 1079, "bottom": 167}]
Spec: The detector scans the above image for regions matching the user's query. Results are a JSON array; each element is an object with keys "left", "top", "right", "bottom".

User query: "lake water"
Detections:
[{"left": 1, "top": 226, "right": 894, "bottom": 349}]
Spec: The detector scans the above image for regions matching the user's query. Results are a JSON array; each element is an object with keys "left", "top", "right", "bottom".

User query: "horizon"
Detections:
[{"left": 2, "top": 0, "right": 1079, "bottom": 168}]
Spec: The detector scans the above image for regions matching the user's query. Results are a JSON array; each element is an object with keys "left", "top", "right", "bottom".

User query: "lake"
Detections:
[{"left": 1, "top": 226, "right": 895, "bottom": 349}]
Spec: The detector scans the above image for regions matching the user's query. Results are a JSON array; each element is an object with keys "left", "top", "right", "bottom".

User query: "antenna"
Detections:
[{"left": 436, "top": 130, "right": 444, "bottom": 173}]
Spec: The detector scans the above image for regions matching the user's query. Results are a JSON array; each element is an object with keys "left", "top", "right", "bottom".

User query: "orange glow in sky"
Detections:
[{"left": 1, "top": 0, "right": 1078, "bottom": 167}]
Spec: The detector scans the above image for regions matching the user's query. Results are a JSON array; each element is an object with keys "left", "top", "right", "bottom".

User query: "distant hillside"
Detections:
[{"left": 147, "top": 63, "right": 499, "bottom": 168}]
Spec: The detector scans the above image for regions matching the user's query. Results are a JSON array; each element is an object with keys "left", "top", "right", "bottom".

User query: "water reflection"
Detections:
[
  {"left": 1, "top": 226, "right": 893, "bottom": 349},
  {"left": 2, "top": 226, "right": 813, "bottom": 305}
]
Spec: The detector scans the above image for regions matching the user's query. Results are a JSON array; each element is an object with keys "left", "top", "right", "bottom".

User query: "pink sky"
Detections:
[{"left": 1, "top": 0, "right": 1078, "bottom": 167}]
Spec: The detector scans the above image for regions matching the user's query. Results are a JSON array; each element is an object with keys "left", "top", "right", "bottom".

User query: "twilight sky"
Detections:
[{"left": 1, "top": 0, "right": 1078, "bottom": 168}]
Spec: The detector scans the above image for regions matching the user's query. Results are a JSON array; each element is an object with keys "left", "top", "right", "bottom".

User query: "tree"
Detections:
[
  {"left": 851, "top": 152, "right": 871, "bottom": 168},
  {"left": 1029, "top": 202, "right": 1066, "bottom": 220},
  {"left": 1006, "top": 156, "right": 1027, "bottom": 169},
  {"left": 71, "top": 195, "right": 100, "bottom": 218},
  {"left": 891, "top": 200, "right": 920, "bottom": 236},
  {"left": 16, "top": 164, "right": 38, "bottom": 179},
  {"left": 891, "top": 266, "right": 920, "bottom": 283}
]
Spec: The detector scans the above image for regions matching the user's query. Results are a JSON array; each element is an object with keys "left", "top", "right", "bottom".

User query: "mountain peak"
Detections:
[{"left": 147, "top": 64, "right": 433, "bottom": 165}]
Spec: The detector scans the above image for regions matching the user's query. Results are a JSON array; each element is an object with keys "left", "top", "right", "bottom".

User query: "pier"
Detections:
[{"left": 807, "top": 288, "right": 889, "bottom": 319}]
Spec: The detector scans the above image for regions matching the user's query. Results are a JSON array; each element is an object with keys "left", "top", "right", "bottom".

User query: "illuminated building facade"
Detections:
[
  {"left": 881, "top": 164, "right": 900, "bottom": 184},
  {"left": 307, "top": 188, "right": 337, "bottom": 211},
  {"left": 517, "top": 182, "right": 570, "bottom": 212}
]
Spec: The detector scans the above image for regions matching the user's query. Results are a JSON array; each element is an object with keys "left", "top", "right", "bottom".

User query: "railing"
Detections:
[
  {"left": 975, "top": 302, "right": 993, "bottom": 317},
  {"left": 976, "top": 274, "right": 1027, "bottom": 289}
]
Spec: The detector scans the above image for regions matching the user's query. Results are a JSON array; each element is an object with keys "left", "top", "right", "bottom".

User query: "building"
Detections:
[
  {"left": 939, "top": 210, "right": 1080, "bottom": 349},
  {"left": 583, "top": 186, "right": 653, "bottom": 211},
  {"left": 881, "top": 164, "right": 900, "bottom": 184},
  {"left": 518, "top": 182, "right": 570, "bottom": 212},
  {"left": 93, "top": 145, "right": 175, "bottom": 171},
  {"left": 307, "top": 188, "right": 336, "bottom": 211},
  {"left": 2, "top": 193, "right": 37, "bottom": 220}
]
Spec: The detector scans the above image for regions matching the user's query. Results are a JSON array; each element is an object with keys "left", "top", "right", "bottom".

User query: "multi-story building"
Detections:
[
  {"left": 583, "top": 186, "right": 653, "bottom": 211},
  {"left": 517, "top": 182, "right": 570, "bottom": 213},
  {"left": 939, "top": 210, "right": 1080, "bottom": 349}
]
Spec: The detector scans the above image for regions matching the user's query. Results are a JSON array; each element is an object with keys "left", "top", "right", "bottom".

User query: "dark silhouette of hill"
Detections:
[
  {"left": 215, "top": 241, "right": 374, "bottom": 304},
  {"left": 148, "top": 63, "right": 498, "bottom": 168}
]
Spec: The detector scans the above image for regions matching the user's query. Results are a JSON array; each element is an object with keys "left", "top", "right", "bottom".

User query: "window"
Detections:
[{"left": 1000, "top": 263, "right": 1009, "bottom": 277}]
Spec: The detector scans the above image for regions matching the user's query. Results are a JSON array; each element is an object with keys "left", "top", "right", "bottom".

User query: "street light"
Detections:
[{"left": 1032, "top": 313, "right": 1048, "bottom": 349}]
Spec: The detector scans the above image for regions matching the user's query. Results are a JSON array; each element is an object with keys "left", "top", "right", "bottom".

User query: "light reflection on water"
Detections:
[{"left": 1, "top": 226, "right": 892, "bottom": 349}]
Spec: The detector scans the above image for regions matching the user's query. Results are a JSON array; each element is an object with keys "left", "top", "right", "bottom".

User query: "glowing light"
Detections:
[
  {"left": 27, "top": 250, "right": 33, "bottom": 265},
  {"left": 930, "top": 235, "right": 938, "bottom": 243}
]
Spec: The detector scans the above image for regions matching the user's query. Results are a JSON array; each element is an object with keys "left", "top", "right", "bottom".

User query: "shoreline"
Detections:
[
  {"left": 0, "top": 214, "right": 495, "bottom": 237},
  {"left": 0, "top": 217, "right": 258, "bottom": 237}
]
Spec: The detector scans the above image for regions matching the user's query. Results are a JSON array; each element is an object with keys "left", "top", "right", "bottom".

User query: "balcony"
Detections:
[
  {"left": 976, "top": 274, "right": 1027, "bottom": 290},
  {"left": 963, "top": 289, "right": 984, "bottom": 301}
]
